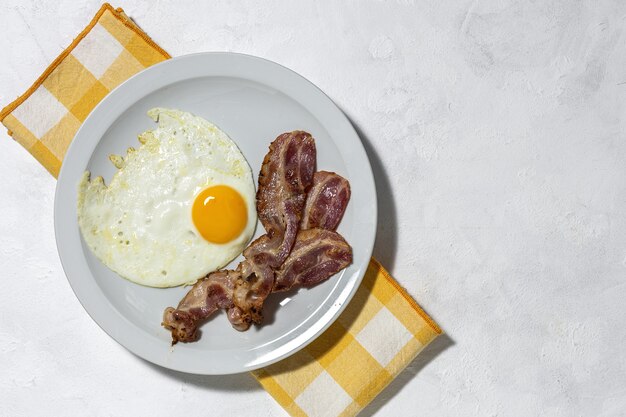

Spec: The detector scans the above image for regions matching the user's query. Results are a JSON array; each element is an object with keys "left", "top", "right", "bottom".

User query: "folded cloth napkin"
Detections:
[{"left": 1, "top": 4, "right": 441, "bottom": 416}]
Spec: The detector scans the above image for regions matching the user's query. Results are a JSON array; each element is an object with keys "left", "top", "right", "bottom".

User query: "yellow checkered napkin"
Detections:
[
  {"left": 0, "top": 3, "right": 170, "bottom": 177},
  {"left": 1, "top": 4, "right": 442, "bottom": 416},
  {"left": 253, "top": 258, "right": 441, "bottom": 417}
]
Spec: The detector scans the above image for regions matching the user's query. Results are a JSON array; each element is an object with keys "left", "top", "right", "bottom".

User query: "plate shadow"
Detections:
[
  {"left": 344, "top": 115, "right": 398, "bottom": 272},
  {"left": 143, "top": 359, "right": 262, "bottom": 392}
]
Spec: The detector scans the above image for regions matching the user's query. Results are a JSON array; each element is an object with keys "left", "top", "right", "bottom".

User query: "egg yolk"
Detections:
[{"left": 192, "top": 185, "right": 247, "bottom": 244}]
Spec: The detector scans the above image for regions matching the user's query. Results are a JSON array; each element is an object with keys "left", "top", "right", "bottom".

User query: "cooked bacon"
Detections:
[
  {"left": 227, "top": 235, "right": 276, "bottom": 330},
  {"left": 162, "top": 270, "right": 237, "bottom": 343},
  {"left": 227, "top": 132, "right": 316, "bottom": 330},
  {"left": 274, "top": 172, "right": 353, "bottom": 292},
  {"left": 273, "top": 229, "right": 352, "bottom": 292},
  {"left": 256, "top": 131, "right": 316, "bottom": 266},
  {"left": 162, "top": 131, "right": 356, "bottom": 344},
  {"left": 301, "top": 171, "right": 351, "bottom": 231},
  {"left": 225, "top": 305, "right": 248, "bottom": 331}
]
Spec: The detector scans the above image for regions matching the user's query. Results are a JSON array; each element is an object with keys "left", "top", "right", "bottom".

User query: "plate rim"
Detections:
[{"left": 54, "top": 52, "right": 377, "bottom": 374}]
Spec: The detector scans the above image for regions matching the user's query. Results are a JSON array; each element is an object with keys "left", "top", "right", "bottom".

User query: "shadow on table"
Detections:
[
  {"left": 144, "top": 359, "right": 261, "bottom": 392},
  {"left": 345, "top": 116, "right": 398, "bottom": 272}
]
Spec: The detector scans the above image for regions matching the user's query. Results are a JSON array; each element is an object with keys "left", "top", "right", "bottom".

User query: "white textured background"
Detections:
[{"left": 1, "top": 1, "right": 626, "bottom": 416}]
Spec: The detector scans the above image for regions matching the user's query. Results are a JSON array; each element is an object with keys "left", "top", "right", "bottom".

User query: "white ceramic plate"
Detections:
[{"left": 54, "top": 53, "right": 376, "bottom": 374}]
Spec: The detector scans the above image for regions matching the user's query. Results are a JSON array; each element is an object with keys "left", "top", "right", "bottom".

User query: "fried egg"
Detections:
[{"left": 77, "top": 108, "right": 257, "bottom": 287}]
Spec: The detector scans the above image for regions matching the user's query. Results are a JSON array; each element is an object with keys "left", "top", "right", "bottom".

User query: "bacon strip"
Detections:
[
  {"left": 227, "top": 236, "right": 276, "bottom": 329},
  {"left": 227, "top": 132, "right": 316, "bottom": 330},
  {"left": 273, "top": 229, "right": 352, "bottom": 292},
  {"left": 161, "top": 270, "right": 237, "bottom": 343},
  {"left": 301, "top": 171, "right": 351, "bottom": 231},
  {"left": 256, "top": 131, "right": 316, "bottom": 266}
]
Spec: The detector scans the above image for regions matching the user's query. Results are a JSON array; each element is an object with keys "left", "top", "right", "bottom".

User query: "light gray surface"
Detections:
[
  {"left": 1, "top": 0, "right": 625, "bottom": 416},
  {"left": 55, "top": 53, "right": 376, "bottom": 374}
]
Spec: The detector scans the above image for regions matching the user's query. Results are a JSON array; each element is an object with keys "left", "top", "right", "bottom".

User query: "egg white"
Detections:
[{"left": 77, "top": 108, "right": 257, "bottom": 287}]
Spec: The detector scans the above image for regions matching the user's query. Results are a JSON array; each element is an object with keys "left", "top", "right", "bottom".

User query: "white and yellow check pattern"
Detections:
[
  {"left": 0, "top": 3, "right": 170, "bottom": 177},
  {"left": 253, "top": 258, "right": 441, "bottom": 417},
  {"left": 1, "top": 5, "right": 441, "bottom": 416}
]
